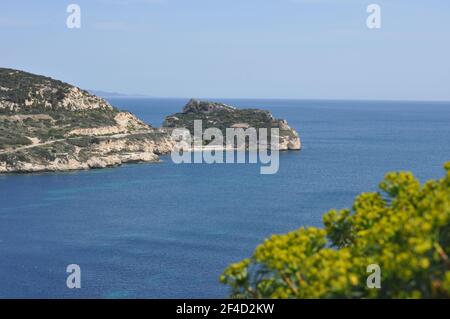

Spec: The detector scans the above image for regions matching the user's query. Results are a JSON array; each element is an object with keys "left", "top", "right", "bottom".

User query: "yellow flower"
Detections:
[{"left": 349, "top": 274, "right": 359, "bottom": 286}]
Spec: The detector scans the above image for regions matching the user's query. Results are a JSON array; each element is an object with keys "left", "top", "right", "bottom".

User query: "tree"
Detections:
[{"left": 220, "top": 162, "right": 450, "bottom": 298}]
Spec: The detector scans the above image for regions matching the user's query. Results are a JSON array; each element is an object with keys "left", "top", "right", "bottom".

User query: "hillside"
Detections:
[
  {"left": 0, "top": 68, "right": 173, "bottom": 173},
  {"left": 0, "top": 69, "right": 302, "bottom": 173}
]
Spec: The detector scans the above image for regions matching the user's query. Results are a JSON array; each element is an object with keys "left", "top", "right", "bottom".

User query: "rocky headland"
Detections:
[
  {"left": 0, "top": 68, "right": 301, "bottom": 173},
  {"left": 0, "top": 68, "right": 174, "bottom": 173},
  {"left": 163, "top": 99, "right": 301, "bottom": 151}
]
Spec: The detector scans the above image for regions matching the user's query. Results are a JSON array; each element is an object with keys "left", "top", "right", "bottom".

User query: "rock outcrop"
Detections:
[
  {"left": 164, "top": 99, "right": 301, "bottom": 151},
  {"left": 0, "top": 132, "right": 175, "bottom": 173},
  {"left": 182, "top": 99, "right": 236, "bottom": 114},
  {"left": 0, "top": 68, "right": 173, "bottom": 173},
  {"left": 0, "top": 69, "right": 112, "bottom": 113}
]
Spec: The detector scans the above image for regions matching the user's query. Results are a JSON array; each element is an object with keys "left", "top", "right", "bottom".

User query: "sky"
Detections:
[{"left": 0, "top": 0, "right": 449, "bottom": 100}]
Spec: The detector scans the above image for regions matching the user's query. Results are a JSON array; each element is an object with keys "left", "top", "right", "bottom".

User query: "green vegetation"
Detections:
[
  {"left": 0, "top": 68, "right": 72, "bottom": 111},
  {"left": 221, "top": 163, "right": 450, "bottom": 298},
  {"left": 0, "top": 110, "right": 118, "bottom": 149},
  {"left": 0, "top": 68, "right": 119, "bottom": 150},
  {"left": 67, "top": 136, "right": 101, "bottom": 148},
  {"left": 0, "top": 68, "right": 170, "bottom": 172},
  {"left": 48, "top": 109, "right": 118, "bottom": 128},
  {"left": 0, "top": 141, "right": 77, "bottom": 166},
  {"left": 0, "top": 133, "right": 32, "bottom": 149},
  {"left": 165, "top": 109, "right": 278, "bottom": 133},
  {"left": 0, "top": 153, "right": 28, "bottom": 166}
]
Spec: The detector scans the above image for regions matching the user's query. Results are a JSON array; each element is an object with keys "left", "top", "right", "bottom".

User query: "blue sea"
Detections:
[{"left": 1, "top": 98, "right": 450, "bottom": 298}]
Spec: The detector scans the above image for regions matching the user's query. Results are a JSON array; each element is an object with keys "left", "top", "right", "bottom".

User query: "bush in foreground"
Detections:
[{"left": 221, "top": 163, "right": 450, "bottom": 298}]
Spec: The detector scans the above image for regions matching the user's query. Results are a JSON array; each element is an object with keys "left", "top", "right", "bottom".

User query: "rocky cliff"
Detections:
[
  {"left": 0, "top": 68, "right": 174, "bottom": 173},
  {"left": 163, "top": 99, "right": 301, "bottom": 150}
]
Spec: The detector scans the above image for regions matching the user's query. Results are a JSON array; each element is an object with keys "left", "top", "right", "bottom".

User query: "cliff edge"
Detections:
[{"left": 0, "top": 68, "right": 173, "bottom": 173}]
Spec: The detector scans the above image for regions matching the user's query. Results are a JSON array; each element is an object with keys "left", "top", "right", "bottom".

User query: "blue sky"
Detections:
[{"left": 1, "top": 0, "right": 449, "bottom": 100}]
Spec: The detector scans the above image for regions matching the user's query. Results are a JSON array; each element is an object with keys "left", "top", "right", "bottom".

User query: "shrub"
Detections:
[
  {"left": 0, "top": 135, "right": 32, "bottom": 149},
  {"left": 220, "top": 162, "right": 450, "bottom": 298}
]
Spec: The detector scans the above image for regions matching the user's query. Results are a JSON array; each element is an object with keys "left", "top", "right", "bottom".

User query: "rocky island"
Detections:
[
  {"left": 0, "top": 68, "right": 301, "bottom": 174},
  {"left": 163, "top": 99, "right": 301, "bottom": 151}
]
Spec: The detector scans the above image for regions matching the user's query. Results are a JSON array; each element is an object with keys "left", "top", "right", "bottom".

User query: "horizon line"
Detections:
[{"left": 92, "top": 92, "right": 450, "bottom": 104}]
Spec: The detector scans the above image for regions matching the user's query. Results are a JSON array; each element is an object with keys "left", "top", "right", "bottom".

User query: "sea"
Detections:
[{"left": 0, "top": 98, "right": 449, "bottom": 298}]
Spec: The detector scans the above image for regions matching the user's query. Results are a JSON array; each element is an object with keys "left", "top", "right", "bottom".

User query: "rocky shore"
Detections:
[
  {"left": 164, "top": 99, "right": 301, "bottom": 151},
  {"left": 0, "top": 68, "right": 301, "bottom": 174}
]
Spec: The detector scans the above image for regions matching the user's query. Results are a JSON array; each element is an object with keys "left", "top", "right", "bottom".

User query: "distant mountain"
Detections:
[{"left": 88, "top": 90, "right": 151, "bottom": 99}]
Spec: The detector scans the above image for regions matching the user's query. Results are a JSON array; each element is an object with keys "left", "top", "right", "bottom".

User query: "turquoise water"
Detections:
[{"left": 0, "top": 98, "right": 450, "bottom": 298}]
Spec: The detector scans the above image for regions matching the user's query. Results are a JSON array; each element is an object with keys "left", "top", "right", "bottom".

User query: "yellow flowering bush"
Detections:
[{"left": 220, "top": 162, "right": 450, "bottom": 298}]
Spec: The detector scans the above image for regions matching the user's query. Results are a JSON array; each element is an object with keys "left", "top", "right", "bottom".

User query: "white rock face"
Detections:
[
  {"left": 277, "top": 119, "right": 301, "bottom": 150},
  {"left": 67, "top": 112, "right": 150, "bottom": 137},
  {"left": 278, "top": 132, "right": 301, "bottom": 151},
  {"left": 57, "top": 87, "right": 113, "bottom": 111},
  {"left": 0, "top": 135, "right": 175, "bottom": 174}
]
